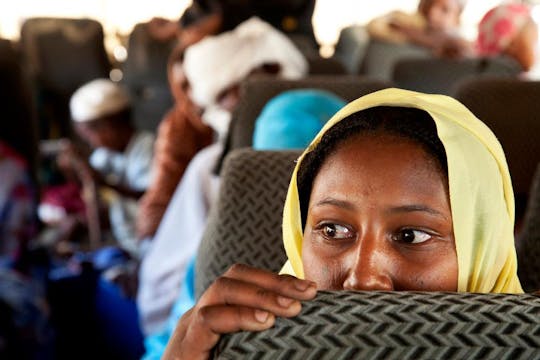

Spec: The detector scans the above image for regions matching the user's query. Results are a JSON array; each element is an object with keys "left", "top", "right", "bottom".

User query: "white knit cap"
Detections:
[
  {"left": 183, "top": 17, "right": 308, "bottom": 108},
  {"left": 70, "top": 78, "right": 130, "bottom": 123}
]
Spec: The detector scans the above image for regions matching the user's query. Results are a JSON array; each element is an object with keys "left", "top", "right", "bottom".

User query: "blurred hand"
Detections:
[
  {"left": 162, "top": 264, "right": 317, "bottom": 360},
  {"left": 435, "top": 36, "right": 473, "bottom": 59},
  {"left": 56, "top": 141, "right": 94, "bottom": 185}
]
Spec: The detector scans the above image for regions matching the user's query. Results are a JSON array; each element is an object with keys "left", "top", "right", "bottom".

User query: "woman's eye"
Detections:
[
  {"left": 319, "top": 223, "right": 354, "bottom": 240},
  {"left": 393, "top": 229, "right": 432, "bottom": 244}
]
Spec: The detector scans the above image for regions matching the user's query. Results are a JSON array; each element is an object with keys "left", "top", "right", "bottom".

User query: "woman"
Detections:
[{"left": 163, "top": 88, "right": 522, "bottom": 359}]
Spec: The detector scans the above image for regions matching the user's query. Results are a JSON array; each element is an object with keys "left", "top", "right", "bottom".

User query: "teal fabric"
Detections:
[
  {"left": 142, "top": 257, "right": 196, "bottom": 360},
  {"left": 253, "top": 89, "right": 346, "bottom": 150}
]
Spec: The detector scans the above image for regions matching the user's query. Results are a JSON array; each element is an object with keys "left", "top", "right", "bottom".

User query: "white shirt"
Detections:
[
  {"left": 89, "top": 131, "right": 155, "bottom": 191},
  {"left": 137, "top": 142, "right": 222, "bottom": 335}
]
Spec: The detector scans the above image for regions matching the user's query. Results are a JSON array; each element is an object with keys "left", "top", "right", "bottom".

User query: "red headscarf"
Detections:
[{"left": 477, "top": 4, "right": 531, "bottom": 55}]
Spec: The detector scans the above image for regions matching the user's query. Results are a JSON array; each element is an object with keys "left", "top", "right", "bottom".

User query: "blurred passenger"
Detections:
[
  {"left": 60, "top": 79, "right": 155, "bottom": 256},
  {"left": 437, "top": 4, "right": 539, "bottom": 72},
  {"left": 137, "top": 17, "right": 308, "bottom": 337},
  {"left": 135, "top": 50, "right": 213, "bottom": 242},
  {"left": 136, "top": 17, "right": 307, "bottom": 240},
  {"left": 141, "top": 89, "right": 346, "bottom": 360},
  {"left": 148, "top": 0, "right": 317, "bottom": 46},
  {"left": 476, "top": 4, "right": 538, "bottom": 73},
  {"left": 163, "top": 88, "right": 523, "bottom": 359},
  {"left": 252, "top": 89, "right": 347, "bottom": 150},
  {"left": 367, "top": 0, "right": 466, "bottom": 52},
  {"left": 0, "top": 142, "right": 36, "bottom": 262}
]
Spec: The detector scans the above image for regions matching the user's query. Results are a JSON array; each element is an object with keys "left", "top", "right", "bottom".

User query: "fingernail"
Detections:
[
  {"left": 254, "top": 309, "right": 269, "bottom": 323},
  {"left": 295, "top": 280, "right": 315, "bottom": 292},
  {"left": 277, "top": 296, "right": 294, "bottom": 307}
]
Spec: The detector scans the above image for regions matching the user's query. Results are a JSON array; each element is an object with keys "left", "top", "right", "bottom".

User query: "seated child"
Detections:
[
  {"left": 60, "top": 79, "right": 155, "bottom": 256},
  {"left": 438, "top": 4, "right": 538, "bottom": 71},
  {"left": 476, "top": 4, "right": 538, "bottom": 72},
  {"left": 367, "top": 0, "right": 466, "bottom": 51},
  {"left": 162, "top": 88, "right": 522, "bottom": 359}
]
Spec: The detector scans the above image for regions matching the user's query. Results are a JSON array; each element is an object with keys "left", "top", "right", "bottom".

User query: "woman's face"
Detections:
[{"left": 302, "top": 133, "right": 457, "bottom": 291}]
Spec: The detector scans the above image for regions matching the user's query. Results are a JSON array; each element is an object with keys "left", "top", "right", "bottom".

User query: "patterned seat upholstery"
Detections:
[
  {"left": 195, "top": 149, "right": 300, "bottom": 297},
  {"left": 454, "top": 78, "right": 540, "bottom": 221},
  {"left": 214, "top": 291, "right": 540, "bottom": 359},
  {"left": 517, "top": 164, "right": 540, "bottom": 292},
  {"left": 393, "top": 57, "right": 521, "bottom": 95}
]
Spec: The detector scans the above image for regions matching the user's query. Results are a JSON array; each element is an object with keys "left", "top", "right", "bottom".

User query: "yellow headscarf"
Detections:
[{"left": 281, "top": 88, "right": 523, "bottom": 293}]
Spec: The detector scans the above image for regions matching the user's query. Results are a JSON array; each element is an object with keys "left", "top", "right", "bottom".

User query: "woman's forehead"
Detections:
[{"left": 311, "top": 135, "right": 449, "bottom": 202}]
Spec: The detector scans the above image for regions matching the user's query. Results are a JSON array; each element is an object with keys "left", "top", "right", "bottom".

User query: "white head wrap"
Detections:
[
  {"left": 70, "top": 78, "right": 130, "bottom": 123},
  {"left": 183, "top": 17, "right": 308, "bottom": 108}
]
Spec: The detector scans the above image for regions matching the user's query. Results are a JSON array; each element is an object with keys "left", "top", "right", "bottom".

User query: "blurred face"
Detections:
[
  {"left": 421, "top": 0, "right": 462, "bottom": 32},
  {"left": 302, "top": 134, "right": 457, "bottom": 291},
  {"left": 506, "top": 19, "right": 539, "bottom": 71},
  {"left": 75, "top": 120, "right": 121, "bottom": 151},
  {"left": 170, "top": 62, "right": 190, "bottom": 102}
]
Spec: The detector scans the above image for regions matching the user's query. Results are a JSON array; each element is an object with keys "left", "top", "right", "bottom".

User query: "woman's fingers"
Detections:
[
  {"left": 220, "top": 263, "right": 317, "bottom": 299},
  {"left": 197, "top": 304, "right": 276, "bottom": 334},
  {"left": 164, "top": 305, "right": 276, "bottom": 360},
  {"left": 200, "top": 275, "right": 311, "bottom": 318},
  {"left": 163, "top": 264, "right": 317, "bottom": 359}
]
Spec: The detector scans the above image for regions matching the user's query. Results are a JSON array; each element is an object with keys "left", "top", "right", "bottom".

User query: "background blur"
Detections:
[{"left": 0, "top": 0, "right": 521, "bottom": 58}]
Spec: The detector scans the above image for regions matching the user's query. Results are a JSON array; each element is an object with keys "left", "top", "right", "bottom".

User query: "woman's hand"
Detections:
[{"left": 162, "top": 264, "right": 317, "bottom": 360}]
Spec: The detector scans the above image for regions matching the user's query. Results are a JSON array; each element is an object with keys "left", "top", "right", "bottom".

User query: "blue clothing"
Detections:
[
  {"left": 142, "top": 257, "right": 196, "bottom": 360},
  {"left": 252, "top": 89, "right": 346, "bottom": 150}
]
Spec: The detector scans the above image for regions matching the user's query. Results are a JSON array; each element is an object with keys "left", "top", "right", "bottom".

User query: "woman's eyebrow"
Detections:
[
  {"left": 313, "top": 198, "right": 356, "bottom": 211},
  {"left": 386, "top": 204, "right": 449, "bottom": 221}
]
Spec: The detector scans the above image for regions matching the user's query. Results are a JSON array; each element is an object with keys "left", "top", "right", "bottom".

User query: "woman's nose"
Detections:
[{"left": 342, "top": 234, "right": 394, "bottom": 291}]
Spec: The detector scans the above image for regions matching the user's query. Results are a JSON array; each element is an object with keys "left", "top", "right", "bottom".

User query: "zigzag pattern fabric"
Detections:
[
  {"left": 517, "top": 164, "right": 540, "bottom": 292},
  {"left": 214, "top": 291, "right": 540, "bottom": 359},
  {"left": 195, "top": 149, "right": 301, "bottom": 297}
]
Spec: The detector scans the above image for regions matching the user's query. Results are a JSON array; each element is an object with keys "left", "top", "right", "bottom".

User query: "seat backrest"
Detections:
[
  {"left": 307, "top": 56, "right": 346, "bottom": 75},
  {"left": 333, "top": 25, "right": 369, "bottom": 74},
  {"left": 20, "top": 17, "right": 110, "bottom": 94},
  {"left": 517, "top": 164, "right": 540, "bottom": 292},
  {"left": 359, "top": 38, "right": 431, "bottom": 80},
  {"left": 228, "top": 76, "right": 392, "bottom": 151},
  {"left": 454, "top": 78, "right": 540, "bottom": 201},
  {"left": 195, "top": 149, "right": 300, "bottom": 297},
  {"left": 20, "top": 17, "right": 110, "bottom": 138},
  {"left": 122, "top": 22, "right": 175, "bottom": 131},
  {"left": 214, "top": 290, "right": 540, "bottom": 359},
  {"left": 393, "top": 56, "right": 521, "bottom": 95}
]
